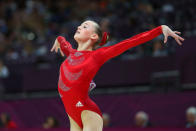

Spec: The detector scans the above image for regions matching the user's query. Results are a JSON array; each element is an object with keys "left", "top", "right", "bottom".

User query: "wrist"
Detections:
[{"left": 57, "top": 36, "right": 65, "bottom": 44}]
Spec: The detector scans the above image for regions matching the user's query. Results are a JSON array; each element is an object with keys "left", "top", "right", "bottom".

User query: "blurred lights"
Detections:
[
  {"left": 27, "top": 32, "right": 35, "bottom": 40},
  {"left": 22, "top": 31, "right": 36, "bottom": 41}
]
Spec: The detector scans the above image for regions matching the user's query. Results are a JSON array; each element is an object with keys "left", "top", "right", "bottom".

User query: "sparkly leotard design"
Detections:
[{"left": 57, "top": 26, "right": 162, "bottom": 128}]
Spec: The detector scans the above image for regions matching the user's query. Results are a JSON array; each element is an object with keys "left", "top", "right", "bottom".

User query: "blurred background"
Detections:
[{"left": 0, "top": 0, "right": 196, "bottom": 130}]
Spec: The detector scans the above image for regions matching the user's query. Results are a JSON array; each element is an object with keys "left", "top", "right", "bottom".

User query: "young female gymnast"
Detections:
[{"left": 51, "top": 20, "right": 184, "bottom": 131}]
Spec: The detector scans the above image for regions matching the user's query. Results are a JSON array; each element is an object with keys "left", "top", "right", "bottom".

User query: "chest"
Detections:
[
  {"left": 62, "top": 52, "right": 94, "bottom": 71},
  {"left": 66, "top": 52, "right": 86, "bottom": 66},
  {"left": 59, "top": 51, "right": 99, "bottom": 81}
]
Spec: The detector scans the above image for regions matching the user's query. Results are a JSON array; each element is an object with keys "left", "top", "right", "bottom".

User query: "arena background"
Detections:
[{"left": 0, "top": 0, "right": 196, "bottom": 130}]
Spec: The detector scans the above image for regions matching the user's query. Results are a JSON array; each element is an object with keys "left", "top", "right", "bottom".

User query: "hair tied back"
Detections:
[{"left": 99, "top": 32, "right": 109, "bottom": 46}]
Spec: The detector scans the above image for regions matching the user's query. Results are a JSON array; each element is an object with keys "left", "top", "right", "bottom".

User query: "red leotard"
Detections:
[{"left": 57, "top": 26, "right": 162, "bottom": 129}]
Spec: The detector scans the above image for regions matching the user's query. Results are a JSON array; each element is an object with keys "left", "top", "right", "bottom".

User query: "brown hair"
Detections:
[
  {"left": 94, "top": 23, "right": 103, "bottom": 46},
  {"left": 87, "top": 20, "right": 108, "bottom": 49}
]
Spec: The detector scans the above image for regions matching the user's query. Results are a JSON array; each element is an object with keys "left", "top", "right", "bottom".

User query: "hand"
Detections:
[
  {"left": 162, "top": 25, "right": 184, "bottom": 45},
  {"left": 50, "top": 39, "right": 64, "bottom": 56}
]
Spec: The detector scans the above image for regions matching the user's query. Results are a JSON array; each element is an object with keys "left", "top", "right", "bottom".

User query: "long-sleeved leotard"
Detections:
[{"left": 57, "top": 26, "right": 162, "bottom": 129}]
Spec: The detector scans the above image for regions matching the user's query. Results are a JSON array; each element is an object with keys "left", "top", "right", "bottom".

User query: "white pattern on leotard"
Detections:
[
  {"left": 58, "top": 73, "right": 71, "bottom": 92},
  {"left": 62, "top": 66, "right": 83, "bottom": 81},
  {"left": 67, "top": 55, "right": 85, "bottom": 66},
  {"left": 74, "top": 52, "right": 83, "bottom": 57}
]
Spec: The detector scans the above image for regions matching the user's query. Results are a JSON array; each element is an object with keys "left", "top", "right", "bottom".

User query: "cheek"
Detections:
[
  {"left": 74, "top": 29, "right": 93, "bottom": 42},
  {"left": 82, "top": 30, "right": 91, "bottom": 37},
  {"left": 79, "top": 30, "right": 91, "bottom": 40}
]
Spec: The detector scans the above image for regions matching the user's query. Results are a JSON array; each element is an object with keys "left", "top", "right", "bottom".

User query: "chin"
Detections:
[
  {"left": 74, "top": 34, "right": 76, "bottom": 39},
  {"left": 74, "top": 35, "right": 79, "bottom": 43}
]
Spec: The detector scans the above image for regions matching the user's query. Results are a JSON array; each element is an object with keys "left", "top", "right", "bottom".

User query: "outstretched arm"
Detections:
[
  {"left": 50, "top": 36, "right": 75, "bottom": 56},
  {"left": 93, "top": 25, "right": 184, "bottom": 64}
]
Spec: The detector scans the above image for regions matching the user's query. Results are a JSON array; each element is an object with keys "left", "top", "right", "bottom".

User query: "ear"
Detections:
[{"left": 90, "top": 33, "right": 98, "bottom": 41}]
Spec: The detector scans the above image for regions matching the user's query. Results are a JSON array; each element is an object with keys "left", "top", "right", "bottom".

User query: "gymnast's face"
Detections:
[{"left": 74, "top": 20, "right": 98, "bottom": 44}]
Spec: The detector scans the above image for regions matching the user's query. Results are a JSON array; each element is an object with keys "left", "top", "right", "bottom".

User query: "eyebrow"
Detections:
[{"left": 82, "top": 23, "right": 89, "bottom": 26}]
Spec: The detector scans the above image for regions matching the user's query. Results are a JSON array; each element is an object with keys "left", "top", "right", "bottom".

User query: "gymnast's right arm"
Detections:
[{"left": 50, "top": 36, "right": 74, "bottom": 56}]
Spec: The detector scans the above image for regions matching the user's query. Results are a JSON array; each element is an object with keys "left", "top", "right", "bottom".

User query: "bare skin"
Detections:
[
  {"left": 68, "top": 115, "right": 82, "bottom": 131},
  {"left": 81, "top": 110, "right": 103, "bottom": 131},
  {"left": 51, "top": 21, "right": 184, "bottom": 131},
  {"left": 68, "top": 110, "right": 103, "bottom": 131}
]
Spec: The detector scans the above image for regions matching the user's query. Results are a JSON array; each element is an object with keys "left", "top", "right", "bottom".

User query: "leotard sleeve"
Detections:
[
  {"left": 93, "top": 26, "right": 163, "bottom": 64},
  {"left": 57, "top": 36, "right": 75, "bottom": 56}
]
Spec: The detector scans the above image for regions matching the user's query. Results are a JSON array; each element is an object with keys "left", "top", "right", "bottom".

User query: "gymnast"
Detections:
[{"left": 51, "top": 20, "right": 184, "bottom": 131}]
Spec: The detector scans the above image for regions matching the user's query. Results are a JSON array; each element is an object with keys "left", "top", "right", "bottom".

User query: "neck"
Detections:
[{"left": 77, "top": 40, "right": 93, "bottom": 51}]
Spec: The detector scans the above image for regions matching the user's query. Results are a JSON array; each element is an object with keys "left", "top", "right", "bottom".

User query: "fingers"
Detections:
[
  {"left": 175, "top": 38, "right": 182, "bottom": 46},
  {"left": 55, "top": 46, "right": 58, "bottom": 53},
  {"left": 50, "top": 43, "right": 56, "bottom": 52},
  {"left": 178, "top": 36, "right": 185, "bottom": 41},
  {"left": 169, "top": 30, "right": 184, "bottom": 45},
  {"left": 51, "top": 39, "right": 58, "bottom": 52},
  {"left": 164, "top": 34, "right": 168, "bottom": 43},
  {"left": 162, "top": 26, "right": 185, "bottom": 45},
  {"left": 174, "top": 31, "right": 181, "bottom": 35},
  {"left": 164, "top": 31, "right": 185, "bottom": 45},
  {"left": 50, "top": 47, "right": 54, "bottom": 52},
  {"left": 174, "top": 34, "right": 184, "bottom": 46},
  {"left": 172, "top": 30, "right": 184, "bottom": 40},
  {"left": 51, "top": 42, "right": 59, "bottom": 54},
  {"left": 51, "top": 39, "right": 60, "bottom": 52},
  {"left": 51, "top": 46, "right": 64, "bottom": 56},
  {"left": 51, "top": 39, "right": 65, "bottom": 56},
  {"left": 60, "top": 49, "right": 65, "bottom": 57},
  {"left": 51, "top": 45, "right": 59, "bottom": 53}
]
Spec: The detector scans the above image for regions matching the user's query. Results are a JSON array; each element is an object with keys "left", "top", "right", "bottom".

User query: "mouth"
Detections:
[{"left": 76, "top": 30, "right": 80, "bottom": 34}]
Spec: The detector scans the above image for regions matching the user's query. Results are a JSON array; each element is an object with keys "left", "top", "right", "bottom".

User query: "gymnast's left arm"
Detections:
[{"left": 93, "top": 25, "right": 184, "bottom": 64}]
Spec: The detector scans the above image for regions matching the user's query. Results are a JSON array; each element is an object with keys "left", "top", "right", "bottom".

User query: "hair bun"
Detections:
[{"left": 99, "top": 32, "right": 109, "bottom": 46}]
